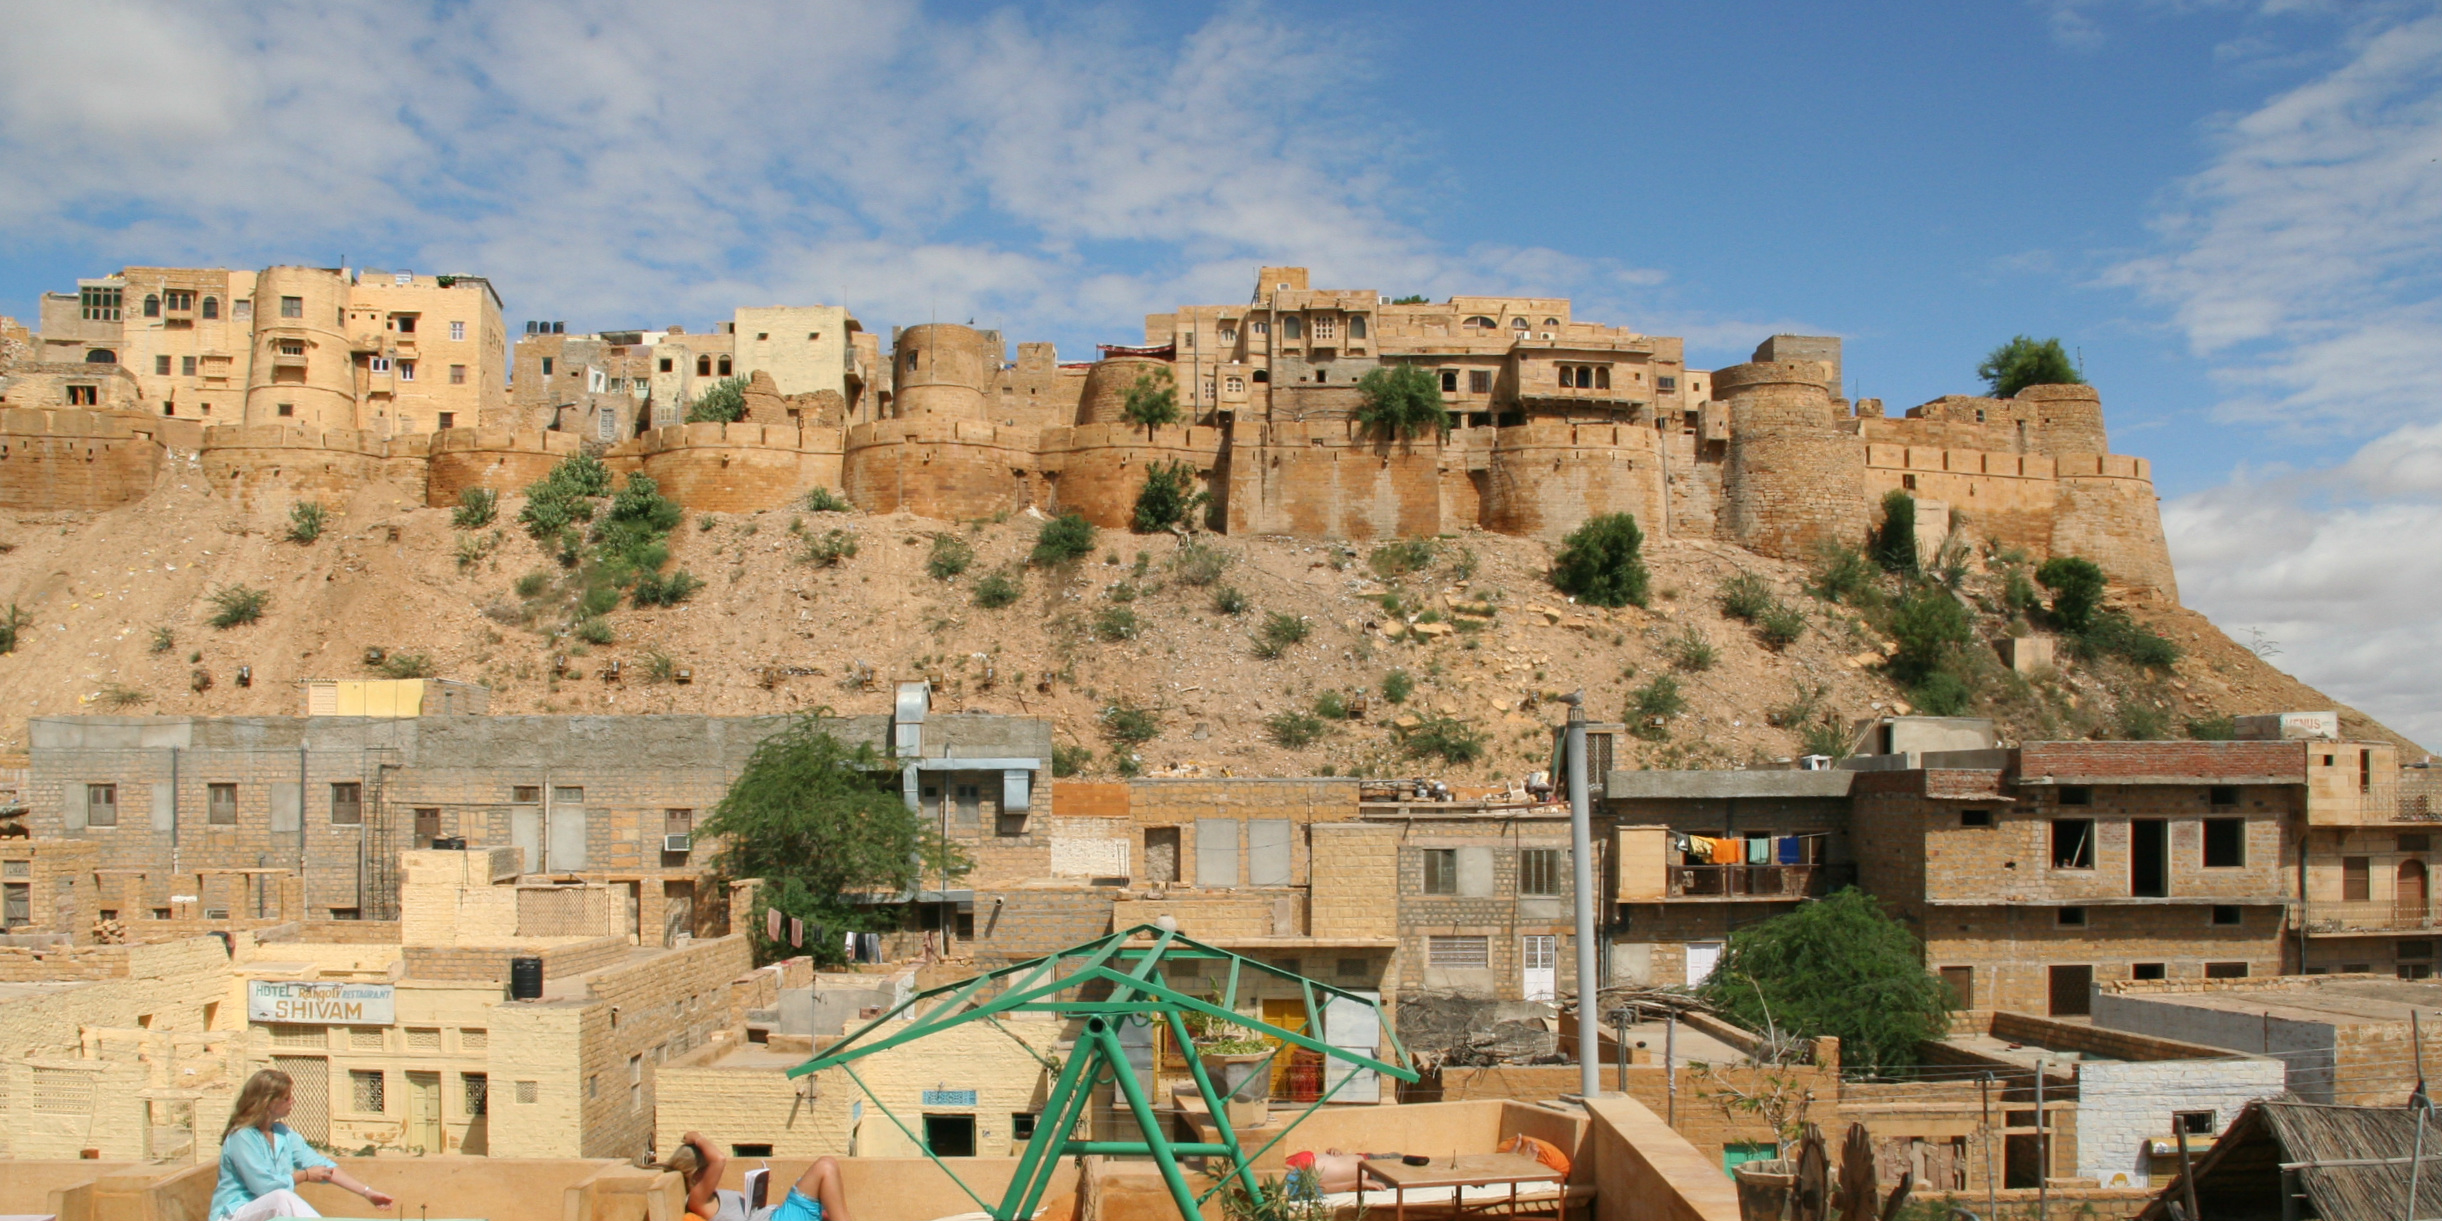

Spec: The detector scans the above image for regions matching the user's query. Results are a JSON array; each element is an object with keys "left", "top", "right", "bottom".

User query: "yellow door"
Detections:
[
  {"left": 407, "top": 1071, "right": 442, "bottom": 1153},
  {"left": 1261, "top": 1000, "right": 1310, "bottom": 1099}
]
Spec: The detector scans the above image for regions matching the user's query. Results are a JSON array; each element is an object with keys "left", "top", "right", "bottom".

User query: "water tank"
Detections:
[{"left": 509, "top": 956, "right": 544, "bottom": 1000}]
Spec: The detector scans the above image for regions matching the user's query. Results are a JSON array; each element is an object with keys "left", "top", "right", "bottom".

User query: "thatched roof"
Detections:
[{"left": 2140, "top": 1099, "right": 2442, "bottom": 1221}]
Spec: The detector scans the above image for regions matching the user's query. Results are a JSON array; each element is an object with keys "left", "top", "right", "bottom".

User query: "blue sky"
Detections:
[{"left": 3, "top": 0, "right": 2439, "bottom": 744}]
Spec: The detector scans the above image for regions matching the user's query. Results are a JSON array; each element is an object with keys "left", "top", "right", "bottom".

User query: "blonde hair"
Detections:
[
  {"left": 223, "top": 1069, "right": 293, "bottom": 1142},
  {"left": 664, "top": 1142, "right": 705, "bottom": 1187}
]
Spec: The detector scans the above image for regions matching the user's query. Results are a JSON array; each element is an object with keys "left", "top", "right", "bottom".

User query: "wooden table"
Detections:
[{"left": 1357, "top": 1152, "right": 1564, "bottom": 1221}]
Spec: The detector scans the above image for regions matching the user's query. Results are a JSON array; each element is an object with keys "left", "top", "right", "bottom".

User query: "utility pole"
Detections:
[{"left": 1565, "top": 692, "right": 1599, "bottom": 1100}]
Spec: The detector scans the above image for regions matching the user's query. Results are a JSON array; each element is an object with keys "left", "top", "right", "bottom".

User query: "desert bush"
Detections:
[
  {"left": 1381, "top": 669, "right": 1414, "bottom": 704},
  {"left": 632, "top": 569, "right": 704, "bottom": 606},
  {"left": 1368, "top": 539, "right": 1438, "bottom": 579},
  {"left": 1132, "top": 460, "right": 1206, "bottom": 533},
  {"left": 805, "top": 488, "right": 853, "bottom": 513},
  {"left": 974, "top": 571, "right": 1022, "bottom": 609},
  {"left": 1665, "top": 625, "right": 1719, "bottom": 672},
  {"left": 1093, "top": 607, "right": 1142, "bottom": 642},
  {"left": 684, "top": 376, "right": 749, "bottom": 424},
  {"left": 1872, "top": 490, "right": 1918, "bottom": 575},
  {"left": 2036, "top": 556, "right": 2106, "bottom": 633},
  {"left": 1401, "top": 717, "right": 1486, "bottom": 765},
  {"left": 1212, "top": 586, "right": 1249, "bottom": 616},
  {"left": 574, "top": 617, "right": 614, "bottom": 645},
  {"left": 286, "top": 501, "right": 327, "bottom": 544},
  {"left": 378, "top": 652, "right": 437, "bottom": 679},
  {"left": 1172, "top": 542, "right": 1230, "bottom": 586},
  {"left": 1030, "top": 512, "right": 1096, "bottom": 567},
  {"left": 1268, "top": 710, "right": 1326, "bottom": 748},
  {"left": 802, "top": 529, "right": 858, "bottom": 567},
  {"left": 927, "top": 534, "right": 975, "bottom": 580},
  {"left": 1548, "top": 513, "right": 1649, "bottom": 608},
  {"left": 1808, "top": 542, "right": 1878, "bottom": 605},
  {"left": 208, "top": 585, "right": 270, "bottom": 629},
  {"left": 453, "top": 487, "right": 498, "bottom": 529},
  {"left": 1718, "top": 572, "right": 1775, "bottom": 621},
  {"left": 1101, "top": 703, "right": 1161, "bottom": 745},
  {"left": 1759, "top": 604, "right": 1807, "bottom": 650}
]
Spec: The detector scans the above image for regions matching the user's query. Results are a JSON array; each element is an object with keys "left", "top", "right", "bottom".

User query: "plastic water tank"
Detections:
[{"left": 510, "top": 956, "right": 544, "bottom": 1000}]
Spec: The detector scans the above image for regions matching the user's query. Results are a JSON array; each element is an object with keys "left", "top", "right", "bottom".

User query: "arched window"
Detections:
[
  {"left": 1281, "top": 316, "right": 1303, "bottom": 340},
  {"left": 717, "top": 356, "right": 732, "bottom": 376},
  {"left": 143, "top": 295, "right": 160, "bottom": 318},
  {"left": 1347, "top": 316, "right": 1367, "bottom": 339},
  {"left": 1510, "top": 317, "right": 1528, "bottom": 330},
  {"left": 85, "top": 349, "right": 116, "bottom": 364},
  {"left": 696, "top": 355, "right": 711, "bottom": 377},
  {"left": 1252, "top": 369, "right": 1270, "bottom": 383},
  {"left": 1464, "top": 316, "right": 1495, "bottom": 329},
  {"left": 1543, "top": 318, "right": 1560, "bottom": 327},
  {"left": 201, "top": 296, "right": 219, "bottom": 320}
]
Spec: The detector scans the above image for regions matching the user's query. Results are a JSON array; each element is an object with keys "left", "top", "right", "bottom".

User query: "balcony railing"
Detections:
[
  {"left": 2307, "top": 904, "right": 2441, "bottom": 934},
  {"left": 1668, "top": 863, "right": 1854, "bottom": 900}
]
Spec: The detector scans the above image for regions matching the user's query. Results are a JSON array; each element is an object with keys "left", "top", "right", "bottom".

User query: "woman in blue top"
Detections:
[{"left": 212, "top": 1069, "right": 396, "bottom": 1220}]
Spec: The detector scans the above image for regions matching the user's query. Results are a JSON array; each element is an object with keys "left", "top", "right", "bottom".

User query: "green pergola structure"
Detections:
[{"left": 787, "top": 924, "right": 1418, "bottom": 1221}]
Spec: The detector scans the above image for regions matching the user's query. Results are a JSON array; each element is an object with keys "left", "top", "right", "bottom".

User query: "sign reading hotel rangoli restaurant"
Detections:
[{"left": 247, "top": 980, "right": 396, "bottom": 1025}]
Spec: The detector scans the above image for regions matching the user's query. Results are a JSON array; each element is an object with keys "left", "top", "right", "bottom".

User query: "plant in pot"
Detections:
[{"left": 1185, "top": 997, "right": 1276, "bottom": 1127}]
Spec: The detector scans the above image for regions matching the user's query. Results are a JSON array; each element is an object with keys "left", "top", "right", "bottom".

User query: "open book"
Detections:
[{"left": 745, "top": 1167, "right": 770, "bottom": 1211}]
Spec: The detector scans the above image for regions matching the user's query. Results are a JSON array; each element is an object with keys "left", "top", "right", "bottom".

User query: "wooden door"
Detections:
[
  {"left": 663, "top": 881, "right": 695, "bottom": 944},
  {"left": 407, "top": 1071, "right": 442, "bottom": 1153},
  {"left": 2401, "top": 860, "right": 2430, "bottom": 925}
]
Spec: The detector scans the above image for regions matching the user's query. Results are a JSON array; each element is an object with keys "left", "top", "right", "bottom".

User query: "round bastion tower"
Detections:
[
  {"left": 242, "top": 266, "right": 357, "bottom": 431},
  {"left": 842, "top": 323, "right": 1030, "bottom": 518},
  {"left": 890, "top": 323, "right": 995, "bottom": 419},
  {"left": 1074, "top": 356, "right": 1173, "bottom": 426},
  {"left": 1718, "top": 360, "right": 1867, "bottom": 561}
]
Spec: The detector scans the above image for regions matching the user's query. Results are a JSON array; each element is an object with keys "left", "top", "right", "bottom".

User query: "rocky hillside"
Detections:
[{"left": 0, "top": 459, "right": 2415, "bottom": 781}]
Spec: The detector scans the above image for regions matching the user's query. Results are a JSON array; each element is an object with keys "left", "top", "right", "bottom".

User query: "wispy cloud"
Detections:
[{"left": 2112, "top": 11, "right": 2442, "bottom": 748}]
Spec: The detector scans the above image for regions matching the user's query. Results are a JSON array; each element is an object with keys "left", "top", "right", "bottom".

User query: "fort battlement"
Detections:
[
  {"left": 614, "top": 421, "right": 844, "bottom": 513},
  {"left": 0, "top": 408, "right": 188, "bottom": 511},
  {"left": 427, "top": 426, "right": 584, "bottom": 507},
  {"left": 842, "top": 417, "right": 1041, "bottom": 520},
  {"left": 1040, "top": 422, "right": 1224, "bottom": 528}
]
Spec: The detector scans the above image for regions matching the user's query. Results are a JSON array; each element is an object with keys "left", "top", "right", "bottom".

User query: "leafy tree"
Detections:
[
  {"left": 686, "top": 376, "right": 750, "bottom": 424},
  {"left": 1888, "top": 586, "right": 1972, "bottom": 685},
  {"left": 1698, "top": 888, "right": 1952, "bottom": 1075},
  {"left": 1132, "top": 459, "right": 1207, "bottom": 532},
  {"left": 1120, "top": 369, "right": 1180, "bottom": 437},
  {"left": 1389, "top": 294, "right": 1430, "bottom": 305},
  {"left": 698, "top": 718, "right": 968, "bottom": 965},
  {"left": 1353, "top": 364, "right": 1450, "bottom": 441},
  {"left": 2036, "top": 556, "right": 2106, "bottom": 633},
  {"left": 1548, "top": 513, "right": 1650, "bottom": 608},
  {"left": 1871, "top": 490, "right": 1918, "bottom": 575},
  {"left": 1976, "top": 336, "right": 2084, "bottom": 398}
]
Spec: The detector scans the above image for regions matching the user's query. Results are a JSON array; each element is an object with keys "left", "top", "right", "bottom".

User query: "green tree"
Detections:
[
  {"left": 698, "top": 718, "right": 968, "bottom": 965},
  {"left": 1888, "top": 585, "right": 1972, "bottom": 685},
  {"left": 1389, "top": 294, "right": 1430, "bottom": 305},
  {"left": 686, "top": 376, "right": 750, "bottom": 423},
  {"left": 1132, "top": 460, "right": 1207, "bottom": 532},
  {"left": 1698, "top": 888, "right": 1952, "bottom": 1075},
  {"left": 1353, "top": 364, "right": 1451, "bottom": 441},
  {"left": 2035, "top": 556, "right": 2106, "bottom": 633},
  {"left": 1976, "top": 336, "right": 2084, "bottom": 398},
  {"left": 1121, "top": 369, "right": 1180, "bottom": 438},
  {"left": 1871, "top": 490, "right": 1918, "bottom": 575},
  {"left": 1548, "top": 513, "right": 1650, "bottom": 608}
]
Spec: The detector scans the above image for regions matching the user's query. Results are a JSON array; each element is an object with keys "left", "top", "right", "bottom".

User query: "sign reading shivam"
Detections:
[{"left": 247, "top": 980, "right": 396, "bottom": 1025}]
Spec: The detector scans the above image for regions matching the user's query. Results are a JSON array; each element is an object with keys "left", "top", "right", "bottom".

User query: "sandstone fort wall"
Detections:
[
  {"left": 426, "top": 427, "right": 583, "bottom": 507},
  {"left": 622, "top": 421, "right": 844, "bottom": 514},
  {"left": 1718, "top": 361, "right": 1867, "bottom": 561},
  {"left": 0, "top": 409, "right": 181, "bottom": 511},
  {"left": 842, "top": 418, "right": 1037, "bottom": 520},
  {"left": 1039, "top": 421, "right": 1224, "bottom": 529},
  {"left": 1480, "top": 420, "right": 1667, "bottom": 541}
]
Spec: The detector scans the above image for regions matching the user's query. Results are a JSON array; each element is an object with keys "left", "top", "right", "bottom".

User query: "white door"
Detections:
[
  {"left": 1324, "top": 990, "right": 1381, "bottom": 1104},
  {"left": 1522, "top": 935, "right": 1559, "bottom": 1002},
  {"left": 1686, "top": 941, "right": 1724, "bottom": 985}
]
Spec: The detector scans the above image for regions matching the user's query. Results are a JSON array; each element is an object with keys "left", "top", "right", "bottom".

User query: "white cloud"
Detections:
[
  {"left": 2116, "top": 12, "right": 2442, "bottom": 748},
  {"left": 0, "top": 0, "right": 1674, "bottom": 351}
]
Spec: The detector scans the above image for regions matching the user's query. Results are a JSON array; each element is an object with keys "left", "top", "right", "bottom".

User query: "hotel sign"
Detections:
[{"left": 248, "top": 980, "right": 396, "bottom": 1026}]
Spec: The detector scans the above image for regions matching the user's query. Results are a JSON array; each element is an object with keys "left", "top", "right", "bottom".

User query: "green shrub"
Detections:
[
  {"left": 574, "top": 617, "right": 614, "bottom": 645},
  {"left": 1101, "top": 703, "right": 1161, "bottom": 746},
  {"left": 378, "top": 652, "right": 436, "bottom": 679},
  {"left": 1401, "top": 717, "right": 1485, "bottom": 766},
  {"left": 1132, "top": 460, "right": 1206, "bottom": 532},
  {"left": 1172, "top": 542, "right": 1230, "bottom": 586},
  {"left": 1314, "top": 691, "right": 1349, "bottom": 720},
  {"left": 1759, "top": 604, "right": 1807, "bottom": 650},
  {"left": 513, "top": 571, "right": 551, "bottom": 599},
  {"left": 2118, "top": 702, "right": 2172, "bottom": 740},
  {"left": 1268, "top": 710, "right": 1326, "bottom": 748},
  {"left": 1212, "top": 586, "right": 1249, "bottom": 616},
  {"left": 207, "top": 585, "right": 270, "bottom": 629},
  {"left": 2003, "top": 567, "right": 2042, "bottom": 616},
  {"left": 1665, "top": 626, "right": 1718, "bottom": 672},
  {"left": 927, "top": 534, "right": 975, "bottom": 580},
  {"left": 632, "top": 569, "right": 704, "bottom": 606},
  {"left": 1030, "top": 511, "right": 1096, "bottom": 567},
  {"left": 1889, "top": 587, "right": 1972, "bottom": 685},
  {"left": 1381, "top": 670, "right": 1414, "bottom": 704},
  {"left": 974, "top": 571, "right": 1022, "bottom": 609},
  {"left": 684, "top": 376, "right": 749, "bottom": 423},
  {"left": 1808, "top": 542, "right": 1878, "bottom": 605},
  {"left": 1121, "top": 369, "right": 1180, "bottom": 434},
  {"left": 0, "top": 604, "right": 31, "bottom": 654},
  {"left": 1251, "top": 612, "right": 1309, "bottom": 659},
  {"left": 1093, "top": 607, "right": 1142, "bottom": 642},
  {"left": 286, "top": 501, "right": 327, "bottom": 544},
  {"left": 1718, "top": 572, "right": 1775, "bottom": 621},
  {"left": 804, "top": 488, "right": 853, "bottom": 513},
  {"left": 1910, "top": 671, "right": 1973, "bottom": 716},
  {"left": 579, "top": 584, "right": 622, "bottom": 617},
  {"left": 1872, "top": 490, "right": 1918, "bottom": 575},
  {"left": 2074, "top": 610, "right": 2180, "bottom": 668},
  {"left": 1977, "top": 335, "right": 2085, "bottom": 398},
  {"left": 1052, "top": 744, "right": 1093, "bottom": 778},
  {"left": 1800, "top": 721, "right": 1851, "bottom": 759},
  {"left": 2187, "top": 715, "right": 2237, "bottom": 740},
  {"left": 453, "top": 487, "right": 498, "bottom": 529},
  {"left": 1631, "top": 674, "right": 1687, "bottom": 722},
  {"left": 1698, "top": 888, "right": 1953, "bottom": 1076},
  {"left": 1352, "top": 364, "right": 1450, "bottom": 440},
  {"left": 518, "top": 454, "right": 608, "bottom": 540},
  {"left": 150, "top": 626, "right": 175, "bottom": 654},
  {"left": 99, "top": 682, "right": 149, "bottom": 710},
  {"left": 802, "top": 529, "right": 858, "bottom": 567},
  {"left": 1368, "top": 539, "right": 1438, "bottom": 579},
  {"left": 644, "top": 649, "right": 679, "bottom": 683},
  {"left": 2036, "top": 556, "right": 2107, "bottom": 633},
  {"left": 1548, "top": 513, "right": 1649, "bottom": 608}
]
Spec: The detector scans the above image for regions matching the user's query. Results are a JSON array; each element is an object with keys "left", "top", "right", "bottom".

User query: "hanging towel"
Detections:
[
  {"left": 1685, "top": 834, "right": 1713, "bottom": 863},
  {"left": 789, "top": 916, "right": 804, "bottom": 948},
  {"left": 766, "top": 907, "right": 783, "bottom": 941},
  {"left": 1777, "top": 836, "right": 1802, "bottom": 865},
  {"left": 1710, "top": 836, "right": 1743, "bottom": 865},
  {"left": 1746, "top": 837, "right": 1771, "bottom": 864}
]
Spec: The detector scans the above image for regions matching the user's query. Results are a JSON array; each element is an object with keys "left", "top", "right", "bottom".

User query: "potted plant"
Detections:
[{"left": 1196, "top": 1034, "right": 1275, "bottom": 1128}]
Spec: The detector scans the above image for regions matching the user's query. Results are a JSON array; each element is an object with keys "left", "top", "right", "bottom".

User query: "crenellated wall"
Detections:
[
  {"left": 1480, "top": 420, "right": 1668, "bottom": 541},
  {"left": 0, "top": 409, "right": 188, "bottom": 511},
  {"left": 197, "top": 424, "right": 400, "bottom": 508},
  {"left": 2052, "top": 453, "right": 2179, "bottom": 601},
  {"left": 1225, "top": 420, "right": 1446, "bottom": 540},
  {"left": 425, "top": 427, "right": 585, "bottom": 507},
  {"left": 1863, "top": 444, "right": 2061, "bottom": 558},
  {"left": 841, "top": 418, "right": 1039, "bottom": 520},
  {"left": 1074, "top": 357, "right": 1174, "bottom": 427},
  {"left": 1040, "top": 421, "right": 1224, "bottom": 529},
  {"left": 618, "top": 421, "right": 845, "bottom": 514},
  {"left": 1718, "top": 361, "right": 1868, "bottom": 561}
]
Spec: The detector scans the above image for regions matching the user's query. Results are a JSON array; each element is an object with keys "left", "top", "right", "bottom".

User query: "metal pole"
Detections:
[
  {"left": 1616, "top": 1011, "right": 1629, "bottom": 1094},
  {"left": 1981, "top": 1073, "right": 1995, "bottom": 1221},
  {"left": 1565, "top": 693, "right": 1598, "bottom": 1100},
  {"left": 2415, "top": 1011, "right": 2429, "bottom": 1221},
  {"left": 1665, "top": 1013, "right": 1677, "bottom": 1127},
  {"left": 2176, "top": 1126, "right": 2200, "bottom": 1221},
  {"left": 2035, "top": 1058, "right": 2048, "bottom": 1221}
]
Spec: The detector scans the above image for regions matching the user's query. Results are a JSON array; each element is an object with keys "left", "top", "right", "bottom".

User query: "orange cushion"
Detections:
[{"left": 1504, "top": 1134, "right": 1572, "bottom": 1178}]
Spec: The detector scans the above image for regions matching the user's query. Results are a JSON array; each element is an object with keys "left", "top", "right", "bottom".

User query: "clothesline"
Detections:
[{"left": 1678, "top": 831, "right": 1829, "bottom": 866}]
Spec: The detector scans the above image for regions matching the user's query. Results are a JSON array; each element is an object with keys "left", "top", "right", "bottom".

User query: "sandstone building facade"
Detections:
[{"left": 1, "top": 264, "right": 2176, "bottom": 596}]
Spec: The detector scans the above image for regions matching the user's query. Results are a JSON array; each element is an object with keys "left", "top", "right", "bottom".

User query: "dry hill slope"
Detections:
[{"left": 0, "top": 459, "right": 2415, "bottom": 779}]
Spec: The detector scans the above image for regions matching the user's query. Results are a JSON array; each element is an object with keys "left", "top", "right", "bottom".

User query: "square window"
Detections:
[
  {"left": 2051, "top": 819, "right": 2094, "bottom": 869},
  {"left": 395, "top": 315, "right": 417, "bottom": 334},
  {"left": 2058, "top": 906, "right": 2087, "bottom": 927},
  {"left": 279, "top": 296, "right": 303, "bottom": 318},
  {"left": 438, "top": 412, "right": 455, "bottom": 430},
  {"left": 330, "top": 782, "right": 363, "bottom": 826},
  {"left": 2175, "top": 1110, "right": 2216, "bottom": 1135},
  {"left": 2204, "top": 962, "right": 2250, "bottom": 980},
  {"left": 2209, "top": 786, "right": 2239, "bottom": 806},
  {"left": 1422, "top": 848, "right": 1458, "bottom": 895},
  {"left": 350, "top": 1069, "right": 386, "bottom": 1112},
  {"left": 450, "top": 320, "right": 466, "bottom": 342},
  {"left": 513, "top": 785, "right": 541, "bottom": 803},
  {"left": 660, "top": 357, "right": 673, "bottom": 373},
  {"left": 1469, "top": 370, "right": 1491, "bottom": 394},
  {"left": 182, "top": 355, "right": 197, "bottom": 377},
  {"left": 2405, "top": 940, "right": 2436, "bottom": 959},
  {"left": 1012, "top": 1112, "right": 1037, "bottom": 1141},
  {"left": 516, "top": 1080, "right": 538, "bottom": 1104},
  {"left": 2403, "top": 834, "right": 2433, "bottom": 852},
  {"left": 1961, "top": 810, "right": 1994, "bottom": 828},
  {"left": 398, "top": 360, "right": 415, "bottom": 381},
  {"left": 1938, "top": 965, "right": 1973, "bottom": 1008},
  {"left": 207, "top": 783, "right": 238, "bottom": 825},
  {"left": 1518, "top": 848, "right": 1562, "bottom": 896},
  {"left": 155, "top": 355, "right": 171, "bottom": 376},
  {"left": 2211, "top": 905, "right": 2242, "bottom": 926},
  {"left": 554, "top": 786, "right": 584, "bottom": 804},
  {"left": 2132, "top": 962, "right": 2167, "bottom": 980},
  {"left": 450, "top": 364, "right": 466, "bottom": 385},
  {"left": 2202, "top": 819, "right": 2245, "bottom": 868},
  {"left": 2059, "top": 787, "right": 2093, "bottom": 806},
  {"left": 276, "top": 403, "right": 294, "bottom": 417},
  {"left": 85, "top": 783, "right": 117, "bottom": 827}
]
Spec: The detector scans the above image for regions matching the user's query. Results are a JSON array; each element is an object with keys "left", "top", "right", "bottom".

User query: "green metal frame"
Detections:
[{"left": 789, "top": 924, "right": 1418, "bottom": 1221}]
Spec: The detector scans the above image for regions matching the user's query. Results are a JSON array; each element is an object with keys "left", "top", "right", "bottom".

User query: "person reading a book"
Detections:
[{"left": 665, "top": 1131, "right": 847, "bottom": 1221}]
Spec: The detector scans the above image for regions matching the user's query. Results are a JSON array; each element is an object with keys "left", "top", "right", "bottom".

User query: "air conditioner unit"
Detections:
[{"left": 663, "top": 834, "right": 692, "bottom": 853}]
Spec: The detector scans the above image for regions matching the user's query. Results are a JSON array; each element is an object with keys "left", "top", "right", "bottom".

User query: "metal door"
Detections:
[
  {"left": 407, "top": 1070, "right": 442, "bottom": 1153},
  {"left": 510, "top": 808, "right": 542, "bottom": 874},
  {"left": 1323, "top": 989, "right": 1381, "bottom": 1104},
  {"left": 272, "top": 1056, "right": 330, "bottom": 1143},
  {"left": 1685, "top": 941, "right": 1723, "bottom": 985}
]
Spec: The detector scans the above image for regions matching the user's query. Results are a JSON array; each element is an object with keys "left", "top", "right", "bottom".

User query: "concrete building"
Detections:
[{"left": 2092, "top": 974, "right": 2442, "bottom": 1107}]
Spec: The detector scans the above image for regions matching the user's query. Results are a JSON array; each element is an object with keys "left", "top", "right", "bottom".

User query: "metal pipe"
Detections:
[
  {"left": 1665, "top": 1014, "right": 1677, "bottom": 1127},
  {"left": 2035, "top": 1058, "right": 2047, "bottom": 1221},
  {"left": 1565, "top": 693, "right": 1597, "bottom": 1099}
]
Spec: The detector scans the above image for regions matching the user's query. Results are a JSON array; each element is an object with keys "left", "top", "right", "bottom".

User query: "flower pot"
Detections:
[{"left": 1198, "top": 1049, "right": 1273, "bottom": 1128}]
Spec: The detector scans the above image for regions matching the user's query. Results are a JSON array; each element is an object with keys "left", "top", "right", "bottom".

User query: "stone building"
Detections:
[
  {"left": 2090, "top": 974, "right": 2442, "bottom": 1108},
  {"left": 29, "top": 265, "right": 506, "bottom": 433}
]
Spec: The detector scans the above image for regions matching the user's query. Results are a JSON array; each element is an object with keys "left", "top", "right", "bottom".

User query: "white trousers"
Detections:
[{"left": 228, "top": 1188, "right": 322, "bottom": 1220}]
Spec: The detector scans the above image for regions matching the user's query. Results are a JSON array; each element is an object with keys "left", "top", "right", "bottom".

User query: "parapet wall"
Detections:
[
  {"left": 198, "top": 424, "right": 407, "bottom": 508},
  {"left": 0, "top": 409, "right": 184, "bottom": 512},
  {"left": 1719, "top": 362, "right": 1867, "bottom": 561},
  {"left": 617, "top": 421, "right": 845, "bottom": 514},
  {"left": 1040, "top": 421, "right": 1225, "bottom": 529},
  {"left": 426, "top": 427, "right": 584, "bottom": 507},
  {"left": 1480, "top": 420, "right": 1667, "bottom": 541},
  {"left": 841, "top": 418, "right": 1039, "bottom": 520},
  {"left": 1225, "top": 420, "right": 1445, "bottom": 539}
]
